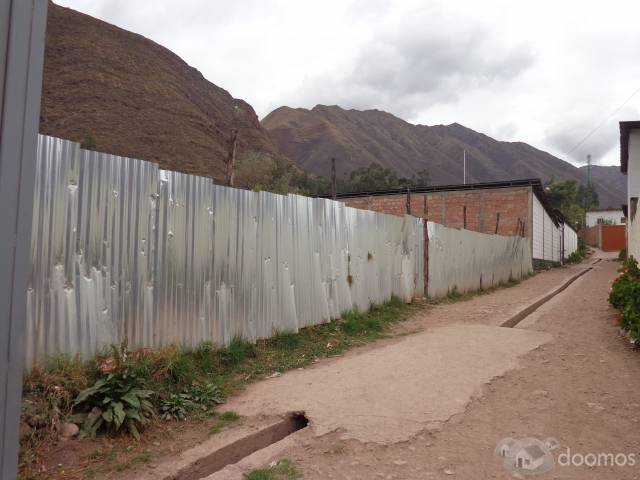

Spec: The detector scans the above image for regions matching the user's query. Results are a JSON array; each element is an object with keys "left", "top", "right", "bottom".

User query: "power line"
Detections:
[{"left": 566, "top": 84, "right": 640, "bottom": 156}]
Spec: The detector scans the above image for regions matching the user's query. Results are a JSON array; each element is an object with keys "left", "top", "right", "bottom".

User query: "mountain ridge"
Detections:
[
  {"left": 40, "top": 2, "right": 287, "bottom": 182},
  {"left": 262, "top": 105, "right": 625, "bottom": 207}
]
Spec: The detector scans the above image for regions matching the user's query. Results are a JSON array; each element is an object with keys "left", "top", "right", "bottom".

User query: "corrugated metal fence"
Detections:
[
  {"left": 27, "top": 135, "right": 536, "bottom": 367},
  {"left": 26, "top": 135, "right": 424, "bottom": 367},
  {"left": 426, "top": 222, "right": 533, "bottom": 298}
]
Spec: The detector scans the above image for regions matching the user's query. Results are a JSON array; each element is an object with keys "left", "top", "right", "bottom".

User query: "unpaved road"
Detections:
[{"left": 211, "top": 254, "right": 640, "bottom": 479}]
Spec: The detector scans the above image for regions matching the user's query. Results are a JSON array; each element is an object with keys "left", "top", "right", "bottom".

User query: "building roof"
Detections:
[
  {"left": 620, "top": 121, "right": 640, "bottom": 173},
  {"left": 322, "top": 178, "right": 545, "bottom": 199}
]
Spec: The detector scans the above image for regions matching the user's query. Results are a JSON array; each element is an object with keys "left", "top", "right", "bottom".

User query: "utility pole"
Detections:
[
  {"left": 331, "top": 157, "right": 337, "bottom": 200},
  {"left": 225, "top": 128, "right": 238, "bottom": 187},
  {"left": 463, "top": 149, "right": 467, "bottom": 185},
  {"left": 586, "top": 154, "right": 592, "bottom": 187}
]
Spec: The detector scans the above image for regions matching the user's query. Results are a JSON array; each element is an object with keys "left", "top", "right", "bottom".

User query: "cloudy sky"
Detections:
[{"left": 57, "top": 0, "right": 640, "bottom": 167}]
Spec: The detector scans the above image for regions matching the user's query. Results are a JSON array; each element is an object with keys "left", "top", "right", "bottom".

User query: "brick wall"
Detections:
[{"left": 342, "top": 186, "right": 532, "bottom": 237}]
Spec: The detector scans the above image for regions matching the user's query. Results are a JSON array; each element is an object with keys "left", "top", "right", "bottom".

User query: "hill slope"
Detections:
[
  {"left": 263, "top": 105, "right": 625, "bottom": 207},
  {"left": 40, "top": 3, "right": 284, "bottom": 180}
]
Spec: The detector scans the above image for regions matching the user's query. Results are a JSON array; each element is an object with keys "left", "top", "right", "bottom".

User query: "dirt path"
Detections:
[{"left": 211, "top": 254, "right": 640, "bottom": 479}]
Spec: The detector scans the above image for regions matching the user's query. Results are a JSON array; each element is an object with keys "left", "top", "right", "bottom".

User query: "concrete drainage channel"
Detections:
[
  {"left": 501, "top": 266, "right": 592, "bottom": 328},
  {"left": 166, "top": 413, "right": 309, "bottom": 480}
]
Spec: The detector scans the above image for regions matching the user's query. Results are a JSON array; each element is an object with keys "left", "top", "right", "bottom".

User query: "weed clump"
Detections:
[{"left": 244, "top": 459, "right": 300, "bottom": 480}]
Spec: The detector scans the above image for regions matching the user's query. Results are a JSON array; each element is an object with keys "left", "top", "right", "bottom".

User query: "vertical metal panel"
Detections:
[
  {"left": 427, "top": 222, "right": 533, "bottom": 298},
  {"left": 27, "top": 135, "right": 425, "bottom": 365},
  {"left": 532, "top": 195, "right": 544, "bottom": 259},
  {"left": 0, "top": 1, "right": 47, "bottom": 477}
]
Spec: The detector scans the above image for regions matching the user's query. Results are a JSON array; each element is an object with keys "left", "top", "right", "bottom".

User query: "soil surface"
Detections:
[{"left": 213, "top": 251, "right": 640, "bottom": 479}]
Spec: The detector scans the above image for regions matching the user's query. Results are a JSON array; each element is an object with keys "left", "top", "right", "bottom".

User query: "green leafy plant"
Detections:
[
  {"left": 609, "top": 256, "right": 640, "bottom": 343},
  {"left": 72, "top": 344, "right": 153, "bottom": 439},
  {"left": 160, "top": 382, "right": 224, "bottom": 421},
  {"left": 189, "top": 381, "right": 224, "bottom": 408},
  {"left": 160, "top": 393, "right": 194, "bottom": 421},
  {"left": 619, "top": 248, "right": 628, "bottom": 262}
]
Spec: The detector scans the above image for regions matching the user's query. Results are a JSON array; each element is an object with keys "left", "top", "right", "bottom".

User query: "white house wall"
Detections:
[
  {"left": 585, "top": 210, "right": 625, "bottom": 227},
  {"left": 532, "top": 194, "right": 563, "bottom": 262},
  {"left": 563, "top": 225, "right": 578, "bottom": 258},
  {"left": 628, "top": 131, "right": 640, "bottom": 260},
  {"left": 532, "top": 195, "right": 544, "bottom": 259}
]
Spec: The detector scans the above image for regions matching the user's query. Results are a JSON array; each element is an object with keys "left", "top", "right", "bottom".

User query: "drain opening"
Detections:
[{"left": 172, "top": 412, "right": 309, "bottom": 480}]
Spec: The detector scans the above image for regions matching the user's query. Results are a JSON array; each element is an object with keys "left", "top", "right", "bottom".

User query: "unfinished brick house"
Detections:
[{"left": 330, "top": 178, "right": 578, "bottom": 263}]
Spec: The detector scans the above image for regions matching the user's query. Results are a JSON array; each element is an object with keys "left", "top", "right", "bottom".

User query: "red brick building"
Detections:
[{"left": 330, "top": 179, "right": 578, "bottom": 263}]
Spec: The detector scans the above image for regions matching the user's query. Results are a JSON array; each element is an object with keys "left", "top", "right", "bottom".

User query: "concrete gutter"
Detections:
[{"left": 500, "top": 266, "right": 592, "bottom": 328}]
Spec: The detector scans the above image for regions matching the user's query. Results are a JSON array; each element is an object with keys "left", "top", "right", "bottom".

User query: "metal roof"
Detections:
[
  {"left": 320, "top": 178, "right": 545, "bottom": 199},
  {"left": 619, "top": 121, "right": 640, "bottom": 173}
]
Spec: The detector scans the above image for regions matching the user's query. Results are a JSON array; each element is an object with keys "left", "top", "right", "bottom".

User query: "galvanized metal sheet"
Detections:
[
  {"left": 27, "top": 135, "right": 424, "bottom": 366},
  {"left": 427, "top": 221, "right": 533, "bottom": 298}
]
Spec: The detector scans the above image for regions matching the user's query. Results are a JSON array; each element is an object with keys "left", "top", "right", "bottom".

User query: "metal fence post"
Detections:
[
  {"left": 423, "top": 220, "right": 429, "bottom": 297},
  {"left": 0, "top": 1, "right": 48, "bottom": 478}
]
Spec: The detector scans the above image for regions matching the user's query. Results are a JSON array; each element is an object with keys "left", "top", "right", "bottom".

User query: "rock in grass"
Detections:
[{"left": 60, "top": 422, "right": 79, "bottom": 439}]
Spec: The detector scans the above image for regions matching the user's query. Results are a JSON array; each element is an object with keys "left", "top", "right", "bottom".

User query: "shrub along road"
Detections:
[{"left": 208, "top": 252, "right": 640, "bottom": 479}]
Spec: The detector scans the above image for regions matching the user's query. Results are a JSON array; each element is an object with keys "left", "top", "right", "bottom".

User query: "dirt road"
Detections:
[{"left": 212, "top": 254, "right": 640, "bottom": 479}]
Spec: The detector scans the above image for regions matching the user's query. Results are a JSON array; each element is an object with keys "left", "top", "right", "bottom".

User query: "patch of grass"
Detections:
[
  {"left": 113, "top": 450, "right": 152, "bottom": 472},
  {"left": 341, "top": 310, "right": 383, "bottom": 335},
  {"left": 244, "top": 459, "right": 300, "bottom": 480},
  {"left": 163, "top": 348, "right": 197, "bottom": 385},
  {"left": 269, "top": 331, "right": 302, "bottom": 351},
  {"left": 219, "top": 410, "right": 240, "bottom": 422},
  {"left": 446, "top": 286, "right": 462, "bottom": 300},
  {"left": 428, "top": 273, "right": 533, "bottom": 305},
  {"left": 221, "top": 337, "right": 257, "bottom": 366},
  {"left": 209, "top": 410, "right": 241, "bottom": 434}
]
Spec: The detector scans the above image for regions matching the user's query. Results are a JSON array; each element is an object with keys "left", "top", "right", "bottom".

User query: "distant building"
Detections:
[
  {"left": 585, "top": 208, "right": 625, "bottom": 227},
  {"left": 620, "top": 121, "right": 640, "bottom": 258},
  {"left": 328, "top": 178, "right": 578, "bottom": 264},
  {"left": 584, "top": 208, "right": 627, "bottom": 252}
]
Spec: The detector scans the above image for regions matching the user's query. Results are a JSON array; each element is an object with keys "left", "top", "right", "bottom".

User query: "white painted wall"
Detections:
[
  {"left": 563, "top": 224, "right": 578, "bottom": 258},
  {"left": 532, "top": 194, "right": 562, "bottom": 262},
  {"left": 585, "top": 210, "right": 625, "bottom": 227},
  {"left": 628, "top": 130, "right": 640, "bottom": 260},
  {"left": 532, "top": 195, "right": 544, "bottom": 259}
]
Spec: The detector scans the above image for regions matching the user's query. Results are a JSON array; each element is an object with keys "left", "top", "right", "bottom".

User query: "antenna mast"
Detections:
[{"left": 463, "top": 150, "right": 466, "bottom": 185}]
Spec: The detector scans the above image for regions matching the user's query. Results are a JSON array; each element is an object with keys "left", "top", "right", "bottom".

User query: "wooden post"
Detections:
[
  {"left": 225, "top": 128, "right": 238, "bottom": 187},
  {"left": 406, "top": 187, "right": 411, "bottom": 215},
  {"left": 331, "top": 157, "right": 337, "bottom": 200},
  {"left": 423, "top": 195, "right": 427, "bottom": 218},
  {"left": 463, "top": 206, "right": 467, "bottom": 229},
  {"left": 494, "top": 212, "right": 501, "bottom": 234}
]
